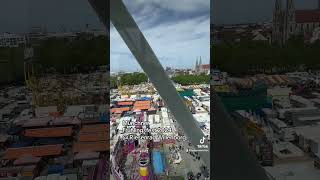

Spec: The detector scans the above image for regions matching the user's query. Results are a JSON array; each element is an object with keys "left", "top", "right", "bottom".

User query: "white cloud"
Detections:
[
  {"left": 110, "top": 1, "right": 210, "bottom": 72},
  {"left": 124, "top": 0, "right": 209, "bottom": 13}
]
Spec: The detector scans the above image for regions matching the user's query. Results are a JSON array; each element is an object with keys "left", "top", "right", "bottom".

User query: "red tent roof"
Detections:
[
  {"left": 3, "top": 145, "right": 63, "bottom": 160},
  {"left": 117, "top": 101, "right": 134, "bottom": 106},
  {"left": 24, "top": 127, "right": 73, "bottom": 138},
  {"left": 295, "top": 10, "right": 320, "bottom": 23},
  {"left": 200, "top": 64, "right": 210, "bottom": 69},
  {"left": 73, "top": 141, "right": 109, "bottom": 153}
]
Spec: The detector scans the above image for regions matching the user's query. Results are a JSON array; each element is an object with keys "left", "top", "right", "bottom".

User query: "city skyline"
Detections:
[{"left": 1, "top": 1, "right": 318, "bottom": 32}]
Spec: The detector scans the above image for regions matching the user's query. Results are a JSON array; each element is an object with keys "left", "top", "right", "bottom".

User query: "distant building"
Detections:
[
  {"left": 0, "top": 33, "right": 26, "bottom": 47},
  {"left": 310, "top": 27, "right": 320, "bottom": 43},
  {"left": 267, "top": 86, "right": 292, "bottom": 109},
  {"left": 199, "top": 64, "right": 210, "bottom": 74},
  {"left": 195, "top": 57, "right": 210, "bottom": 75},
  {"left": 165, "top": 67, "right": 174, "bottom": 77},
  {"left": 252, "top": 31, "right": 271, "bottom": 43},
  {"left": 212, "top": 23, "right": 272, "bottom": 44},
  {"left": 87, "top": 29, "right": 107, "bottom": 37},
  {"left": 26, "top": 26, "right": 47, "bottom": 45},
  {"left": 46, "top": 32, "right": 77, "bottom": 40},
  {"left": 273, "top": 0, "right": 320, "bottom": 44}
]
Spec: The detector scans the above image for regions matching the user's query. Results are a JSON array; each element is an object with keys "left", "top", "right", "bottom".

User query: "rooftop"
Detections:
[
  {"left": 24, "top": 127, "right": 73, "bottom": 138},
  {"left": 13, "top": 156, "right": 42, "bottom": 166},
  {"left": 78, "top": 132, "right": 108, "bottom": 142},
  {"left": 111, "top": 107, "right": 131, "bottom": 114},
  {"left": 265, "top": 160, "right": 320, "bottom": 180},
  {"left": 268, "top": 118, "right": 288, "bottom": 128},
  {"left": 296, "top": 10, "right": 320, "bottom": 23},
  {"left": 117, "top": 101, "right": 134, "bottom": 106},
  {"left": 80, "top": 124, "right": 109, "bottom": 133},
  {"left": 73, "top": 141, "right": 109, "bottom": 153},
  {"left": 293, "top": 125, "right": 320, "bottom": 140},
  {"left": 3, "top": 144, "right": 63, "bottom": 160}
]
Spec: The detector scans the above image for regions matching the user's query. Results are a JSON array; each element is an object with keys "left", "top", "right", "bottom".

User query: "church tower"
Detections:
[
  {"left": 273, "top": 0, "right": 283, "bottom": 43},
  {"left": 195, "top": 58, "right": 199, "bottom": 71},
  {"left": 287, "top": 0, "right": 295, "bottom": 21},
  {"left": 285, "top": 0, "right": 295, "bottom": 41}
]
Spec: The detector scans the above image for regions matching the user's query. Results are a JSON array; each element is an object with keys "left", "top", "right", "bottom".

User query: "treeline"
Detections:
[
  {"left": 0, "top": 35, "right": 108, "bottom": 83},
  {"left": 110, "top": 76, "right": 117, "bottom": 89},
  {"left": 172, "top": 74, "right": 210, "bottom": 85},
  {"left": 111, "top": 73, "right": 209, "bottom": 88},
  {"left": 111, "top": 72, "right": 148, "bottom": 88},
  {"left": 0, "top": 47, "right": 24, "bottom": 83},
  {"left": 36, "top": 35, "right": 108, "bottom": 73},
  {"left": 212, "top": 36, "right": 320, "bottom": 76}
]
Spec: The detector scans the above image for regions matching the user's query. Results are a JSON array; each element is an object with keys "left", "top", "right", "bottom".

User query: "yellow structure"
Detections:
[
  {"left": 139, "top": 167, "right": 149, "bottom": 177},
  {"left": 213, "top": 85, "right": 230, "bottom": 93},
  {"left": 24, "top": 62, "right": 41, "bottom": 106},
  {"left": 246, "top": 120, "right": 265, "bottom": 137}
]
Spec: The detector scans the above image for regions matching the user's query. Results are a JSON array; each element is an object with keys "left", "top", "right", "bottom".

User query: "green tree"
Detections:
[
  {"left": 110, "top": 76, "right": 118, "bottom": 88},
  {"left": 212, "top": 40, "right": 320, "bottom": 75},
  {"left": 120, "top": 72, "right": 148, "bottom": 85},
  {"left": 172, "top": 74, "right": 209, "bottom": 85},
  {"left": 36, "top": 35, "right": 108, "bottom": 73}
]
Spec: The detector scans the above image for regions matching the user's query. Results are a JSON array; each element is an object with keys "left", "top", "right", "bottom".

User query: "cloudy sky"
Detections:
[
  {"left": 1, "top": 0, "right": 316, "bottom": 32},
  {"left": 213, "top": 0, "right": 318, "bottom": 24},
  {"left": 0, "top": 0, "right": 103, "bottom": 33},
  {"left": 1, "top": 0, "right": 318, "bottom": 72},
  {"left": 110, "top": 0, "right": 210, "bottom": 72}
]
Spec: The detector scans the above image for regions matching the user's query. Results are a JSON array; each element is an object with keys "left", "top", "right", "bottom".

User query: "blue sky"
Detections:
[{"left": 110, "top": 0, "right": 210, "bottom": 72}]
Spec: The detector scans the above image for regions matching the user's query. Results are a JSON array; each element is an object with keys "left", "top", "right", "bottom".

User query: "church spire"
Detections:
[
  {"left": 287, "top": 0, "right": 294, "bottom": 9},
  {"left": 275, "top": 0, "right": 282, "bottom": 11},
  {"left": 274, "top": 0, "right": 282, "bottom": 23},
  {"left": 195, "top": 58, "right": 198, "bottom": 70},
  {"left": 286, "top": 0, "right": 295, "bottom": 14},
  {"left": 199, "top": 56, "right": 202, "bottom": 66}
]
